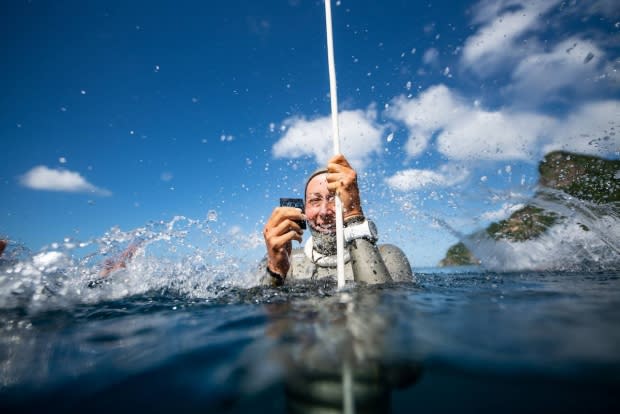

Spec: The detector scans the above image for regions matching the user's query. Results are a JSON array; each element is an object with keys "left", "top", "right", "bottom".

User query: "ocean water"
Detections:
[{"left": 1, "top": 267, "right": 619, "bottom": 413}]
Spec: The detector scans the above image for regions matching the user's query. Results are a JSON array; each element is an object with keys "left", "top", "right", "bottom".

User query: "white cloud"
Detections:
[
  {"left": 386, "top": 84, "right": 555, "bottom": 161},
  {"left": 436, "top": 109, "right": 554, "bottom": 161},
  {"left": 272, "top": 107, "right": 385, "bottom": 169},
  {"left": 463, "top": 0, "right": 618, "bottom": 103},
  {"left": 462, "top": 0, "right": 560, "bottom": 75},
  {"left": 386, "top": 83, "right": 619, "bottom": 167},
  {"left": 506, "top": 37, "right": 610, "bottom": 106},
  {"left": 543, "top": 100, "right": 620, "bottom": 156},
  {"left": 386, "top": 85, "right": 469, "bottom": 157},
  {"left": 480, "top": 202, "right": 525, "bottom": 221},
  {"left": 385, "top": 164, "right": 470, "bottom": 191},
  {"left": 20, "top": 165, "right": 111, "bottom": 196},
  {"left": 383, "top": 88, "right": 619, "bottom": 194}
]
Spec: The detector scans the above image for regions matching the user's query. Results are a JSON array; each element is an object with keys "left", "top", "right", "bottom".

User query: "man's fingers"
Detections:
[
  {"left": 267, "top": 218, "right": 303, "bottom": 239},
  {"left": 268, "top": 231, "right": 301, "bottom": 254},
  {"left": 267, "top": 207, "right": 304, "bottom": 227},
  {"left": 264, "top": 207, "right": 304, "bottom": 239}
]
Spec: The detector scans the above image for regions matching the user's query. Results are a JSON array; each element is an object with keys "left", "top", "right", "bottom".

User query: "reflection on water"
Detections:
[{"left": 261, "top": 285, "right": 422, "bottom": 413}]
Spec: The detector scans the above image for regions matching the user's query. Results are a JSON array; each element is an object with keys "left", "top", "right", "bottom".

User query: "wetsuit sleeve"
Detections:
[
  {"left": 378, "top": 244, "right": 413, "bottom": 282},
  {"left": 348, "top": 238, "right": 393, "bottom": 284}
]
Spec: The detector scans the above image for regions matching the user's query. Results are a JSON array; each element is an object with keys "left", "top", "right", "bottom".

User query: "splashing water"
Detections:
[
  {"left": 463, "top": 189, "right": 620, "bottom": 272},
  {"left": 0, "top": 216, "right": 262, "bottom": 313}
]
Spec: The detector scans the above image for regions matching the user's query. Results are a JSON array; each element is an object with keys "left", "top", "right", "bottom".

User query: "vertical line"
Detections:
[{"left": 324, "top": 0, "right": 346, "bottom": 290}]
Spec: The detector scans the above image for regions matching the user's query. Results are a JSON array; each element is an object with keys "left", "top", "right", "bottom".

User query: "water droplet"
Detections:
[
  {"left": 59, "top": 157, "right": 66, "bottom": 164},
  {"left": 386, "top": 132, "right": 394, "bottom": 143},
  {"left": 207, "top": 210, "right": 218, "bottom": 222}
]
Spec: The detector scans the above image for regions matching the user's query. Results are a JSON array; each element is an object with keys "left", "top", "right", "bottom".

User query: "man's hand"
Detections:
[
  {"left": 326, "top": 154, "right": 363, "bottom": 220},
  {"left": 263, "top": 207, "right": 305, "bottom": 277}
]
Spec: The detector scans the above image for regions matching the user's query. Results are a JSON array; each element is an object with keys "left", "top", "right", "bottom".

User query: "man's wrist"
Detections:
[
  {"left": 267, "top": 263, "right": 286, "bottom": 280},
  {"left": 344, "top": 214, "right": 365, "bottom": 226}
]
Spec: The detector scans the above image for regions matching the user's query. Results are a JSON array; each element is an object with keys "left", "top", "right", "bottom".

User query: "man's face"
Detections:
[{"left": 305, "top": 173, "right": 336, "bottom": 234}]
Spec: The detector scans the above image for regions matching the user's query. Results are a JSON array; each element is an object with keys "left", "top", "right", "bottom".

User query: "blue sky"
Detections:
[{"left": 1, "top": 0, "right": 618, "bottom": 267}]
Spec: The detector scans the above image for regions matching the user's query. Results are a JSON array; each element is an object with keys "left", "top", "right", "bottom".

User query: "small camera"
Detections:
[{"left": 280, "top": 198, "right": 306, "bottom": 229}]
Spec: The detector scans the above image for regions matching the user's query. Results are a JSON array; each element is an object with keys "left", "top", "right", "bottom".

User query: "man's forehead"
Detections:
[
  {"left": 308, "top": 173, "right": 327, "bottom": 184},
  {"left": 305, "top": 173, "right": 328, "bottom": 197}
]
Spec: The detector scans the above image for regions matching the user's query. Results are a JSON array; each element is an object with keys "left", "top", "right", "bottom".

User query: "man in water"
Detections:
[{"left": 261, "top": 154, "right": 412, "bottom": 285}]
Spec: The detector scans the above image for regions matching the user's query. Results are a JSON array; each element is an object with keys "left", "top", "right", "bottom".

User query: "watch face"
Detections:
[{"left": 368, "top": 220, "right": 378, "bottom": 239}]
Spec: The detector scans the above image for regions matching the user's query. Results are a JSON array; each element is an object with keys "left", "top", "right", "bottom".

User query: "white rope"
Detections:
[
  {"left": 343, "top": 360, "right": 354, "bottom": 414},
  {"left": 324, "top": 0, "right": 346, "bottom": 290}
]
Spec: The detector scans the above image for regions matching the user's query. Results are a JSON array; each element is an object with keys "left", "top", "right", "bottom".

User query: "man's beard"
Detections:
[{"left": 309, "top": 225, "right": 337, "bottom": 256}]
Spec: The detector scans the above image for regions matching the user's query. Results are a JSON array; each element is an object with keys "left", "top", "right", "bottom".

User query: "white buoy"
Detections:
[{"left": 324, "top": 0, "right": 346, "bottom": 291}]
